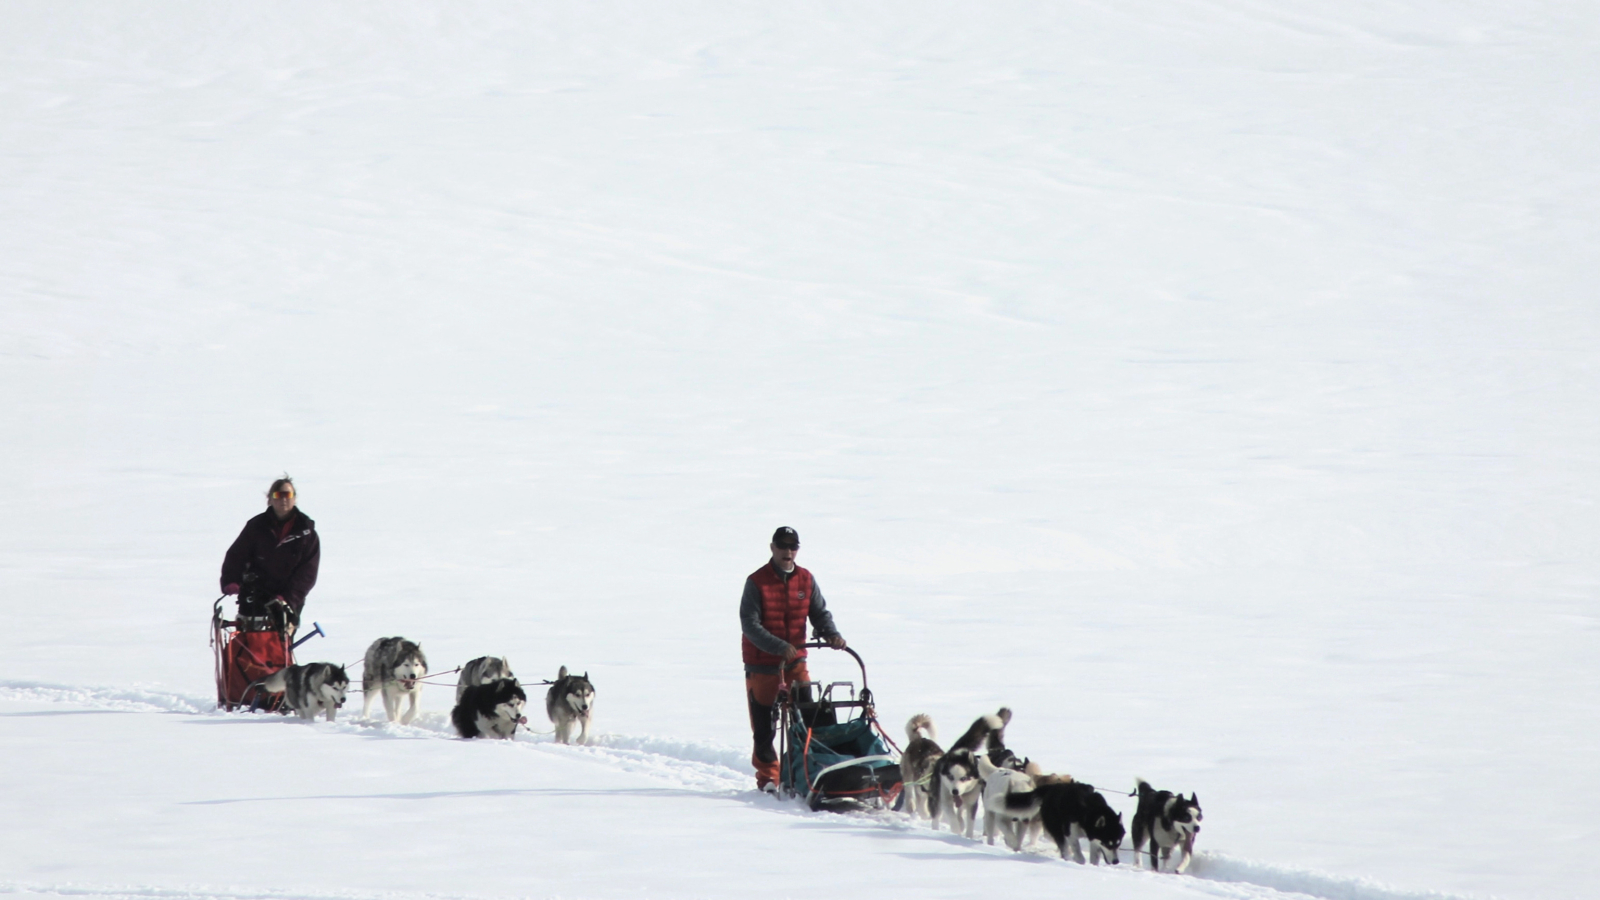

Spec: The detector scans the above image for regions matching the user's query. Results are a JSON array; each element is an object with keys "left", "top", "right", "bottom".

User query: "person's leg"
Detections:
[
  {"left": 746, "top": 671, "right": 780, "bottom": 788},
  {"left": 745, "top": 661, "right": 811, "bottom": 789}
]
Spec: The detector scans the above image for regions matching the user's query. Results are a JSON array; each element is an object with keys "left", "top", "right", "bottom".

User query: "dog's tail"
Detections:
[
  {"left": 985, "top": 706, "right": 1013, "bottom": 754},
  {"left": 1003, "top": 788, "right": 1040, "bottom": 812},
  {"left": 557, "top": 665, "right": 568, "bottom": 680},
  {"left": 249, "top": 668, "right": 290, "bottom": 696},
  {"left": 1134, "top": 777, "right": 1154, "bottom": 797},
  {"left": 950, "top": 710, "right": 1006, "bottom": 753},
  {"left": 905, "top": 713, "right": 937, "bottom": 743}
]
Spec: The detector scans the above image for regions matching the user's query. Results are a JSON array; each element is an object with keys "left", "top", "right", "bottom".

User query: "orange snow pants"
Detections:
[{"left": 746, "top": 659, "right": 810, "bottom": 788}]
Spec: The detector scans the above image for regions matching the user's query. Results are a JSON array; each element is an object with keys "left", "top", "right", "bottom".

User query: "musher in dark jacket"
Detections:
[
  {"left": 220, "top": 477, "right": 320, "bottom": 637},
  {"left": 741, "top": 526, "right": 846, "bottom": 792}
]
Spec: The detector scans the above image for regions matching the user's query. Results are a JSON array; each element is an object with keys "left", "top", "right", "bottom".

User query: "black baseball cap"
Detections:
[{"left": 771, "top": 526, "right": 800, "bottom": 548}]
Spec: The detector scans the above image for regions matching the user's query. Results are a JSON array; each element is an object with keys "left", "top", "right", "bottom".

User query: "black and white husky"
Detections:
[
  {"left": 900, "top": 714, "right": 944, "bottom": 821},
  {"left": 1038, "top": 781, "right": 1125, "bottom": 865},
  {"left": 456, "top": 656, "right": 515, "bottom": 702},
  {"left": 256, "top": 662, "right": 349, "bottom": 721},
  {"left": 976, "top": 753, "right": 1041, "bottom": 851},
  {"left": 451, "top": 677, "right": 527, "bottom": 739},
  {"left": 929, "top": 708, "right": 1007, "bottom": 837},
  {"left": 361, "top": 636, "right": 428, "bottom": 724},
  {"left": 545, "top": 665, "right": 595, "bottom": 744},
  {"left": 1131, "top": 778, "right": 1202, "bottom": 872}
]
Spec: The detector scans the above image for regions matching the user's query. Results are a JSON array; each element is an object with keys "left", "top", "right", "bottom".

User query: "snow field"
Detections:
[
  {"left": 0, "top": 683, "right": 1485, "bottom": 900},
  {"left": 3, "top": 2, "right": 1598, "bottom": 900}
]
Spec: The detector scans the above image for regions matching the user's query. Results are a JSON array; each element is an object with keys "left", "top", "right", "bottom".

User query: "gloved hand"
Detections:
[
  {"left": 222, "top": 583, "right": 240, "bottom": 596},
  {"left": 825, "top": 634, "right": 848, "bottom": 650}
]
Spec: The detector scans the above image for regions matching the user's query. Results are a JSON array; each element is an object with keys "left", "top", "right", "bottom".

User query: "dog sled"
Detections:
[
  {"left": 776, "top": 642, "right": 903, "bottom": 812},
  {"left": 210, "top": 587, "right": 324, "bottom": 711}
]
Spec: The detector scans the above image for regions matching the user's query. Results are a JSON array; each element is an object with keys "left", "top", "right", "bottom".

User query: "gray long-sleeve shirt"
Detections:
[{"left": 740, "top": 563, "right": 839, "bottom": 673}]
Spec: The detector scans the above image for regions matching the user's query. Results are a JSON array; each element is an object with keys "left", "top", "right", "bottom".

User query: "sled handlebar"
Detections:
[{"left": 801, "top": 641, "right": 868, "bottom": 696}]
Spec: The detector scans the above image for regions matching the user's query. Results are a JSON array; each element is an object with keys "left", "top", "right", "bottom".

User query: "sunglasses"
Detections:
[{"left": 270, "top": 491, "right": 295, "bottom": 500}]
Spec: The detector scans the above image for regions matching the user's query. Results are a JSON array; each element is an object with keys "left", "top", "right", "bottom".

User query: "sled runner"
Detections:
[
  {"left": 210, "top": 594, "right": 294, "bottom": 711},
  {"left": 776, "top": 642, "right": 903, "bottom": 812}
]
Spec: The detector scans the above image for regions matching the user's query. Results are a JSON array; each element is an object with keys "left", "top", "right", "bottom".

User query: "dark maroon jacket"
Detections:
[{"left": 220, "top": 508, "right": 320, "bottom": 613}]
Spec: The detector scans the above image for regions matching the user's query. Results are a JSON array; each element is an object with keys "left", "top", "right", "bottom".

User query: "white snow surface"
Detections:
[{"left": 1, "top": 3, "right": 1597, "bottom": 900}]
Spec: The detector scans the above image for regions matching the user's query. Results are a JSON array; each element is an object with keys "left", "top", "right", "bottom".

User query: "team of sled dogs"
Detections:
[
  {"left": 253, "top": 649, "right": 1199, "bottom": 872},
  {"left": 901, "top": 710, "right": 1203, "bottom": 872},
  {"left": 249, "top": 636, "right": 597, "bottom": 744}
]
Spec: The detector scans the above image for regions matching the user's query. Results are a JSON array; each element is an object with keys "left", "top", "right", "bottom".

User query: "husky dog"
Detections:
[
  {"left": 976, "top": 754, "right": 1042, "bottom": 851},
  {"left": 900, "top": 714, "right": 944, "bottom": 821},
  {"left": 929, "top": 709, "right": 1007, "bottom": 837},
  {"left": 1132, "top": 778, "right": 1202, "bottom": 873},
  {"left": 545, "top": 665, "right": 595, "bottom": 744},
  {"left": 256, "top": 663, "right": 349, "bottom": 721},
  {"left": 1025, "top": 761, "right": 1075, "bottom": 787},
  {"left": 451, "top": 678, "right": 527, "bottom": 739},
  {"left": 362, "top": 636, "right": 428, "bottom": 724},
  {"left": 1038, "top": 781, "right": 1125, "bottom": 865},
  {"left": 456, "top": 656, "right": 516, "bottom": 702}
]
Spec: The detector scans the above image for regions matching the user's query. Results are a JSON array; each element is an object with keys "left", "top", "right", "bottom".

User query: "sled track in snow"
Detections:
[
  {"left": 0, "top": 885, "right": 495, "bottom": 900},
  {"left": 0, "top": 682, "right": 1495, "bottom": 900}
]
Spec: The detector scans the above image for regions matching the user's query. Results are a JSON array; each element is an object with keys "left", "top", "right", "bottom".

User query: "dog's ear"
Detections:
[
  {"left": 1190, "top": 793, "right": 1199, "bottom": 806},
  {"left": 583, "top": 671, "right": 588, "bottom": 681}
]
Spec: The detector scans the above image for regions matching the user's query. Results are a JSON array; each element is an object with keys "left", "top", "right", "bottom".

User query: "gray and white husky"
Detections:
[
  {"left": 900, "top": 714, "right": 944, "bottom": 821},
  {"left": 929, "top": 709, "right": 1007, "bottom": 837},
  {"left": 456, "top": 655, "right": 515, "bottom": 702},
  {"left": 256, "top": 662, "right": 349, "bottom": 721},
  {"left": 1132, "top": 778, "right": 1202, "bottom": 872},
  {"left": 362, "top": 636, "right": 428, "bottom": 724},
  {"left": 545, "top": 665, "right": 595, "bottom": 744}
]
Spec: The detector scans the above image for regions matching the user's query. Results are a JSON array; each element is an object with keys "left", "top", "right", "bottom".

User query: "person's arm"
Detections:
[
  {"left": 740, "top": 578, "right": 792, "bottom": 656},
  {"left": 220, "top": 522, "right": 251, "bottom": 594},
  {"left": 283, "top": 529, "right": 320, "bottom": 614},
  {"left": 808, "top": 579, "right": 845, "bottom": 648}
]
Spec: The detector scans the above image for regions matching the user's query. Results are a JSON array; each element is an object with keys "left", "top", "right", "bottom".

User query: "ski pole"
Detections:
[{"left": 291, "top": 621, "right": 325, "bottom": 650}]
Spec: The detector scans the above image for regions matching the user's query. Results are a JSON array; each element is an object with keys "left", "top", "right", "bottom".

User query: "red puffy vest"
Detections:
[{"left": 742, "top": 563, "right": 815, "bottom": 667}]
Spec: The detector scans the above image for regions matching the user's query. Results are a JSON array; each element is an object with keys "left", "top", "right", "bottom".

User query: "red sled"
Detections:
[{"left": 211, "top": 598, "right": 294, "bottom": 711}]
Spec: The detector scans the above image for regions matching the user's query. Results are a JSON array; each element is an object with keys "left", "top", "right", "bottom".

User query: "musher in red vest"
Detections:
[
  {"left": 742, "top": 525, "right": 847, "bottom": 792},
  {"left": 220, "top": 476, "right": 320, "bottom": 638}
]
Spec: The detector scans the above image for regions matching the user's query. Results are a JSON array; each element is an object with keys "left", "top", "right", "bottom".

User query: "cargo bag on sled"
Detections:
[
  {"left": 777, "top": 644, "right": 903, "bottom": 812},
  {"left": 783, "top": 713, "right": 902, "bottom": 810},
  {"left": 212, "top": 598, "right": 292, "bottom": 711}
]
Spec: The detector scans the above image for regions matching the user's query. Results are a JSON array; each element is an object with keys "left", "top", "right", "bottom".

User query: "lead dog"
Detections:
[
  {"left": 1038, "top": 781, "right": 1124, "bottom": 865},
  {"left": 976, "top": 754, "right": 1041, "bottom": 851},
  {"left": 1132, "top": 778, "right": 1202, "bottom": 872},
  {"left": 456, "top": 655, "right": 516, "bottom": 702},
  {"left": 929, "top": 708, "right": 1007, "bottom": 837},
  {"left": 900, "top": 714, "right": 944, "bottom": 821},
  {"left": 545, "top": 665, "right": 595, "bottom": 744},
  {"left": 255, "top": 662, "right": 349, "bottom": 721},
  {"left": 451, "top": 677, "right": 527, "bottom": 739},
  {"left": 362, "top": 636, "right": 428, "bottom": 724}
]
